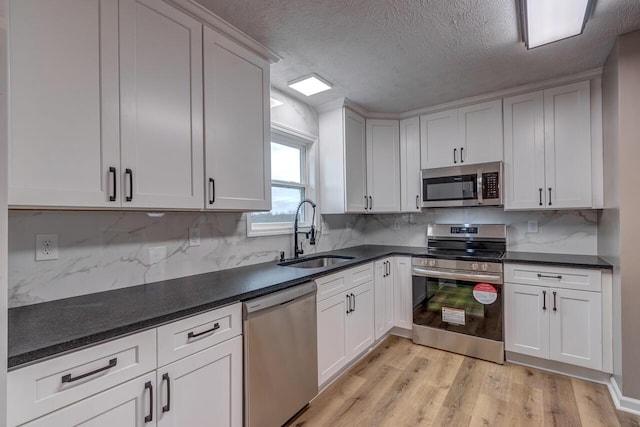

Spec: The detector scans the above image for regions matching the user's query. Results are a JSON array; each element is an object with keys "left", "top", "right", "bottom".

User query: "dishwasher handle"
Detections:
[{"left": 243, "top": 281, "right": 317, "bottom": 317}]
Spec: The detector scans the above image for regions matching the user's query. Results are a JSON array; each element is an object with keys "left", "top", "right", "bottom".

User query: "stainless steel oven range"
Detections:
[{"left": 412, "top": 224, "right": 506, "bottom": 364}]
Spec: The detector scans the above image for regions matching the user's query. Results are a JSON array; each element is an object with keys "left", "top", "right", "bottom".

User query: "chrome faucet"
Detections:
[{"left": 293, "top": 198, "right": 317, "bottom": 259}]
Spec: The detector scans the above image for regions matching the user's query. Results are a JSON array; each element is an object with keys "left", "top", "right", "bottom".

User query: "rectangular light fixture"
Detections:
[
  {"left": 520, "top": 0, "right": 594, "bottom": 49},
  {"left": 287, "top": 74, "right": 332, "bottom": 96}
]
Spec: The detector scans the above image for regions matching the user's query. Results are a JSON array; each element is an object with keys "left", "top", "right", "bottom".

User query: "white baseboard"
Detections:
[{"left": 608, "top": 376, "right": 640, "bottom": 416}]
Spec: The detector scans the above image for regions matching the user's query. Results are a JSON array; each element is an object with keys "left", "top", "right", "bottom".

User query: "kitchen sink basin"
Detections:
[{"left": 279, "top": 255, "right": 355, "bottom": 269}]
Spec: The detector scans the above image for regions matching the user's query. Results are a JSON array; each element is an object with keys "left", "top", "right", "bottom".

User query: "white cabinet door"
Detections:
[
  {"left": 366, "top": 120, "right": 400, "bottom": 213},
  {"left": 399, "top": 117, "right": 422, "bottom": 212},
  {"left": 505, "top": 283, "right": 549, "bottom": 359},
  {"left": 203, "top": 27, "right": 270, "bottom": 211},
  {"left": 503, "top": 91, "right": 546, "bottom": 210},
  {"left": 22, "top": 373, "right": 156, "bottom": 427},
  {"left": 157, "top": 336, "right": 242, "bottom": 427},
  {"left": 385, "top": 261, "right": 395, "bottom": 334},
  {"left": 344, "top": 109, "right": 368, "bottom": 213},
  {"left": 457, "top": 99, "right": 503, "bottom": 165},
  {"left": 347, "top": 281, "right": 375, "bottom": 360},
  {"left": 549, "top": 288, "right": 602, "bottom": 370},
  {"left": 317, "top": 292, "right": 349, "bottom": 386},
  {"left": 8, "top": 0, "right": 120, "bottom": 208},
  {"left": 420, "top": 109, "right": 458, "bottom": 169},
  {"left": 544, "top": 82, "right": 592, "bottom": 209},
  {"left": 119, "top": 0, "right": 203, "bottom": 209},
  {"left": 393, "top": 257, "right": 413, "bottom": 330},
  {"left": 374, "top": 259, "right": 386, "bottom": 340}
]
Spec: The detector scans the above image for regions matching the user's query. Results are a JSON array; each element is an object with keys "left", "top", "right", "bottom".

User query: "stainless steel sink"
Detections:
[{"left": 279, "top": 255, "right": 355, "bottom": 269}]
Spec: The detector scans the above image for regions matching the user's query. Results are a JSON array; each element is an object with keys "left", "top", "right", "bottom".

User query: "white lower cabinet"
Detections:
[
  {"left": 374, "top": 258, "right": 394, "bottom": 340},
  {"left": 8, "top": 304, "right": 243, "bottom": 427},
  {"left": 505, "top": 264, "right": 605, "bottom": 371},
  {"left": 393, "top": 256, "right": 413, "bottom": 330},
  {"left": 156, "top": 335, "right": 243, "bottom": 427},
  {"left": 317, "top": 264, "right": 374, "bottom": 387},
  {"left": 21, "top": 373, "right": 157, "bottom": 427}
]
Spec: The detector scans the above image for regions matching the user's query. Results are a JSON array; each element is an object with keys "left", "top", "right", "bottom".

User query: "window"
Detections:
[{"left": 248, "top": 127, "right": 314, "bottom": 236}]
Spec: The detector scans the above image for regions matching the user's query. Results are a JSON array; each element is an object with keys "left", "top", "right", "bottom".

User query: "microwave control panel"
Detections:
[{"left": 483, "top": 172, "right": 500, "bottom": 199}]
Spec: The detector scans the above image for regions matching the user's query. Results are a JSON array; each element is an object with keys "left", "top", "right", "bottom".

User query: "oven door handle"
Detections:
[
  {"left": 477, "top": 169, "right": 483, "bottom": 205},
  {"left": 411, "top": 268, "right": 502, "bottom": 284}
]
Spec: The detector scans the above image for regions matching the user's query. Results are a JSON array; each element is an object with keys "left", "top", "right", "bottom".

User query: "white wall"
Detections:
[{"left": 0, "top": 0, "right": 8, "bottom": 421}]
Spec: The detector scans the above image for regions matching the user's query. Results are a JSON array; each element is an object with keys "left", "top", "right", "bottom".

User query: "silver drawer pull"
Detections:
[
  {"left": 61, "top": 358, "right": 117, "bottom": 383},
  {"left": 537, "top": 274, "right": 562, "bottom": 280},
  {"left": 187, "top": 322, "right": 220, "bottom": 339}
]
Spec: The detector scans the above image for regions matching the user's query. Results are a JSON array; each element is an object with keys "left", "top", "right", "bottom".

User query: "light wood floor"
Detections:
[{"left": 292, "top": 336, "right": 640, "bottom": 427}]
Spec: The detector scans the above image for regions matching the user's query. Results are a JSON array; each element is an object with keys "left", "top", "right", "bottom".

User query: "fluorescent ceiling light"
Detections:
[
  {"left": 270, "top": 97, "right": 283, "bottom": 108},
  {"left": 521, "top": 0, "right": 593, "bottom": 49},
  {"left": 288, "top": 74, "right": 332, "bottom": 96}
]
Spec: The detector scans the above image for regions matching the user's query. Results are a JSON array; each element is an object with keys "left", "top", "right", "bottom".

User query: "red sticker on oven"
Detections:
[{"left": 473, "top": 283, "right": 497, "bottom": 304}]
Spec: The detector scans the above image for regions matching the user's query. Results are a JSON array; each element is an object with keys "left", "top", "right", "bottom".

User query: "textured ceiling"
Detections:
[{"left": 195, "top": 0, "right": 640, "bottom": 113}]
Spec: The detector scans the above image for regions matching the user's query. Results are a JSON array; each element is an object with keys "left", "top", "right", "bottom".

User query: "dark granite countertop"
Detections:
[
  {"left": 503, "top": 251, "right": 613, "bottom": 270},
  {"left": 8, "top": 245, "right": 426, "bottom": 369}
]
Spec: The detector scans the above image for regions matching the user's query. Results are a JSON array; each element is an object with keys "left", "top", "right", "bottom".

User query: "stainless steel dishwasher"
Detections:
[{"left": 244, "top": 282, "right": 318, "bottom": 427}]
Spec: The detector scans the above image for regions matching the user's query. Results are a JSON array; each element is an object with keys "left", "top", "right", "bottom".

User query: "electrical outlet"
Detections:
[
  {"left": 149, "top": 246, "right": 166, "bottom": 264},
  {"left": 189, "top": 228, "right": 201, "bottom": 247},
  {"left": 393, "top": 219, "right": 401, "bottom": 231},
  {"left": 528, "top": 220, "right": 539, "bottom": 233},
  {"left": 35, "top": 234, "right": 59, "bottom": 261},
  {"left": 321, "top": 220, "right": 329, "bottom": 235}
]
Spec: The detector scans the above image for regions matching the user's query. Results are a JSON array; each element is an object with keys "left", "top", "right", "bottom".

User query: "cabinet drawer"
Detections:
[
  {"left": 8, "top": 329, "right": 156, "bottom": 427},
  {"left": 505, "top": 264, "right": 602, "bottom": 292},
  {"left": 350, "top": 262, "right": 374, "bottom": 288},
  {"left": 157, "top": 302, "right": 241, "bottom": 367},
  {"left": 316, "top": 270, "right": 349, "bottom": 302}
]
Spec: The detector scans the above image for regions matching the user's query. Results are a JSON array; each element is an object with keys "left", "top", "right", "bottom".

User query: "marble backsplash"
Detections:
[
  {"left": 7, "top": 211, "right": 366, "bottom": 307},
  {"left": 8, "top": 208, "right": 597, "bottom": 308}
]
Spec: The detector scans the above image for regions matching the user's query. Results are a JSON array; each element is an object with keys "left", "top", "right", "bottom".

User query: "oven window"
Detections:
[
  {"left": 424, "top": 175, "right": 477, "bottom": 201},
  {"left": 412, "top": 275, "right": 502, "bottom": 341}
]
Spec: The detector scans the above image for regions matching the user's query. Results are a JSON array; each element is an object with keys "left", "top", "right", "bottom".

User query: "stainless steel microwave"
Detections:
[{"left": 421, "top": 161, "right": 503, "bottom": 208}]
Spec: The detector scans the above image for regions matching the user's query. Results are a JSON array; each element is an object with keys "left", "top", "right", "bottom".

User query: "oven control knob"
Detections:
[
  {"left": 481, "top": 263, "right": 489, "bottom": 271},
  {"left": 471, "top": 262, "right": 479, "bottom": 271},
  {"left": 428, "top": 259, "right": 436, "bottom": 267}
]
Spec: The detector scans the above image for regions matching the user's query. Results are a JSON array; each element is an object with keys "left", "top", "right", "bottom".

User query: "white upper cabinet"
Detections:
[
  {"left": 319, "top": 108, "right": 399, "bottom": 214},
  {"left": 366, "top": 120, "right": 400, "bottom": 213},
  {"left": 344, "top": 109, "right": 368, "bottom": 213},
  {"left": 420, "top": 100, "right": 503, "bottom": 169},
  {"left": 457, "top": 99, "right": 503, "bottom": 165},
  {"left": 399, "top": 117, "right": 422, "bottom": 212},
  {"left": 544, "top": 82, "right": 592, "bottom": 209},
  {"left": 203, "top": 27, "right": 270, "bottom": 211},
  {"left": 504, "top": 81, "right": 592, "bottom": 210},
  {"left": 503, "top": 91, "right": 546, "bottom": 210},
  {"left": 119, "top": 0, "right": 203, "bottom": 209},
  {"left": 420, "top": 109, "right": 458, "bottom": 169},
  {"left": 8, "top": 0, "right": 120, "bottom": 208}
]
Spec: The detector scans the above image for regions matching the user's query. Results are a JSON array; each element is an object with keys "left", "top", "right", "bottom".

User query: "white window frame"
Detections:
[{"left": 247, "top": 124, "right": 317, "bottom": 237}]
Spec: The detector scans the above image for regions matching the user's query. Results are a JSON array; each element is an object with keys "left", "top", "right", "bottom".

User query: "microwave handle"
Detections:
[{"left": 477, "top": 170, "right": 483, "bottom": 205}]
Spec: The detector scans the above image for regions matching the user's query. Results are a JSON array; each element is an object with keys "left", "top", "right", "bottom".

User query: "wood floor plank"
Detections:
[
  {"left": 292, "top": 336, "right": 640, "bottom": 427},
  {"left": 572, "top": 378, "right": 622, "bottom": 427}
]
